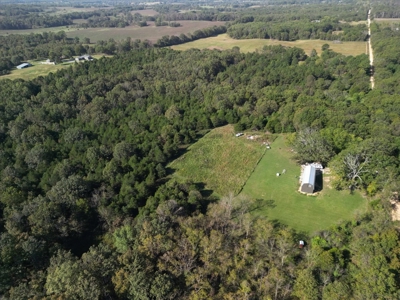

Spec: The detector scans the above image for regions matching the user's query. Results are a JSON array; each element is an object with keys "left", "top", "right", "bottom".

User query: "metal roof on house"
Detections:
[
  {"left": 16, "top": 63, "right": 31, "bottom": 69},
  {"left": 302, "top": 165, "right": 316, "bottom": 186}
]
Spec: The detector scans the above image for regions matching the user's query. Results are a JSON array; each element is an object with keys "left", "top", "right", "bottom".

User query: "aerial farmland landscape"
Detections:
[{"left": 0, "top": 0, "right": 400, "bottom": 299}]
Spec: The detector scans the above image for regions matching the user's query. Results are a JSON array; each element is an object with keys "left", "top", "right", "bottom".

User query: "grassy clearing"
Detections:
[
  {"left": 1, "top": 62, "right": 70, "bottom": 81},
  {"left": 1, "top": 55, "right": 112, "bottom": 81},
  {"left": 241, "top": 135, "right": 367, "bottom": 233},
  {"left": 169, "top": 125, "right": 267, "bottom": 197},
  {"left": 0, "top": 21, "right": 226, "bottom": 43},
  {"left": 171, "top": 33, "right": 367, "bottom": 56}
]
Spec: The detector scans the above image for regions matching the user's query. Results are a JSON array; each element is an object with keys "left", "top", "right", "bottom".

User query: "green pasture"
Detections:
[
  {"left": 1, "top": 62, "right": 70, "bottom": 81},
  {"left": 241, "top": 135, "right": 367, "bottom": 233},
  {"left": 171, "top": 33, "right": 367, "bottom": 56},
  {"left": 1, "top": 55, "right": 111, "bottom": 81},
  {"left": 169, "top": 125, "right": 267, "bottom": 197}
]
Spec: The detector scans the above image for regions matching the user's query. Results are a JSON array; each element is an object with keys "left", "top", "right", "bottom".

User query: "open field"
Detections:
[
  {"left": 73, "top": 19, "right": 89, "bottom": 24},
  {"left": 171, "top": 34, "right": 367, "bottom": 56},
  {"left": 1, "top": 54, "right": 111, "bottom": 81},
  {"left": 341, "top": 20, "right": 367, "bottom": 25},
  {"left": 241, "top": 135, "right": 367, "bottom": 233},
  {"left": 169, "top": 125, "right": 267, "bottom": 197},
  {"left": 46, "top": 6, "right": 113, "bottom": 15},
  {"left": 374, "top": 18, "right": 400, "bottom": 23},
  {"left": 0, "top": 26, "right": 73, "bottom": 36},
  {"left": 1, "top": 63, "right": 70, "bottom": 81},
  {"left": 131, "top": 9, "right": 159, "bottom": 16},
  {"left": 0, "top": 21, "right": 225, "bottom": 43}
]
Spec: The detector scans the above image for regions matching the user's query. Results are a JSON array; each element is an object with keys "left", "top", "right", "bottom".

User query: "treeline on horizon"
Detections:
[
  {"left": 0, "top": 1, "right": 386, "bottom": 31},
  {"left": 0, "top": 24, "right": 226, "bottom": 75},
  {"left": 0, "top": 18, "right": 399, "bottom": 297}
]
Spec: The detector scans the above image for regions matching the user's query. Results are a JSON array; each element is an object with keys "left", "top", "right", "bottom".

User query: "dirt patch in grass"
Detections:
[{"left": 391, "top": 200, "right": 400, "bottom": 222}]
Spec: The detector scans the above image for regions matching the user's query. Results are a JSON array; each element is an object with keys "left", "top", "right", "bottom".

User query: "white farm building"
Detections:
[{"left": 300, "top": 165, "right": 316, "bottom": 194}]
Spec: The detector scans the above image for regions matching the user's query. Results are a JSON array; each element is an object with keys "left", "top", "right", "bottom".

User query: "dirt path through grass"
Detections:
[{"left": 368, "top": 8, "right": 375, "bottom": 89}]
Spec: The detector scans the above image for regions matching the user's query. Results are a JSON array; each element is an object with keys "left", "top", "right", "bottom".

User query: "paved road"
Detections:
[{"left": 367, "top": 9, "right": 375, "bottom": 89}]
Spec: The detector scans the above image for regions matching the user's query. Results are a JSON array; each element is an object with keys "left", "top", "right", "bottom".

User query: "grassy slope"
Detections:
[
  {"left": 171, "top": 33, "right": 367, "bottom": 56},
  {"left": 241, "top": 135, "right": 367, "bottom": 233},
  {"left": 169, "top": 125, "right": 267, "bottom": 197}
]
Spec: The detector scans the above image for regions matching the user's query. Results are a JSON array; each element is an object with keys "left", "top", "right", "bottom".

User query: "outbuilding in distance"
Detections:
[
  {"left": 75, "top": 55, "right": 94, "bottom": 62},
  {"left": 300, "top": 164, "right": 316, "bottom": 194},
  {"left": 16, "top": 62, "right": 32, "bottom": 70}
]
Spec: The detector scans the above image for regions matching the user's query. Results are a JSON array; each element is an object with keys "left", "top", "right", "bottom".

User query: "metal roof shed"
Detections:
[
  {"left": 16, "top": 63, "right": 31, "bottom": 69},
  {"left": 301, "top": 165, "right": 316, "bottom": 194}
]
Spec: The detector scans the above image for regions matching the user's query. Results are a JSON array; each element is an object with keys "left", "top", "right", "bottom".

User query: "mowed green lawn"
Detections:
[
  {"left": 1, "top": 63, "right": 70, "bottom": 81},
  {"left": 171, "top": 33, "right": 367, "bottom": 56},
  {"left": 241, "top": 135, "right": 367, "bottom": 233},
  {"left": 169, "top": 125, "right": 267, "bottom": 197}
]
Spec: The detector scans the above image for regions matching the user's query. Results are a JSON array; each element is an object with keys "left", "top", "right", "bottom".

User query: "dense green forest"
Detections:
[
  {"left": 0, "top": 30, "right": 399, "bottom": 298},
  {"left": 0, "top": 1, "right": 400, "bottom": 299}
]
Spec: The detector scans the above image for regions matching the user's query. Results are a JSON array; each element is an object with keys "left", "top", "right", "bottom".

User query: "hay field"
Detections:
[
  {"left": 241, "top": 135, "right": 367, "bottom": 233},
  {"left": 169, "top": 125, "right": 267, "bottom": 197},
  {"left": 0, "top": 21, "right": 225, "bottom": 43},
  {"left": 171, "top": 33, "right": 367, "bottom": 56}
]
